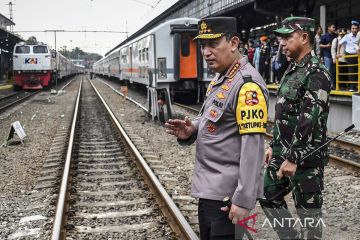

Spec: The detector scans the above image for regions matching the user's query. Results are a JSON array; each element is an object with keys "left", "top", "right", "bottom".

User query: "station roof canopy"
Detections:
[
  {"left": 105, "top": 0, "right": 190, "bottom": 56},
  {"left": 0, "top": 13, "right": 15, "bottom": 30},
  {"left": 104, "top": 0, "right": 322, "bottom": 56},
  {"left": 0, "top": 28, "right": 24, "bottom": 53}
]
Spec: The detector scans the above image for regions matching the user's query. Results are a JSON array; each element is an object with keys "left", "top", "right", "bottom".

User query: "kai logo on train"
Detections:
[
  {"left": 245, "top": 91, "right": 259, "bottom": 105},
  {"left": 24, "top": 58, "right": 39, "bottom": 64}
]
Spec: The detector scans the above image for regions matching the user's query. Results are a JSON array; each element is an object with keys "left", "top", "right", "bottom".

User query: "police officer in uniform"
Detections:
[
  {"left": 259, "top": 17, "right": 331, "bottom": 239},
  {"left": 166, "top": 17, "right": 268, "bottom": 239}
]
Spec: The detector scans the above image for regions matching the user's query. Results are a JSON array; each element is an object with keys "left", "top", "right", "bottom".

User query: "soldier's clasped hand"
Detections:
[
  {"left": 264, "top": 147, "right": 273, "bottom": 166},
  {"left": 276, "top": 159, "right": 297, "bottom": 179}
]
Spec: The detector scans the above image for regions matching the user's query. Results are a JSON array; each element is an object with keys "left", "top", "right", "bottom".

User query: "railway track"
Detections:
[
  {"left": 96, "top": 79, "right": 202, "bottom": 232},
  {"left": 173, "top": 102, "right": 360, "bottom": 172},
  {"left": 0, "top": 78, "right": 77, "bottom": 114},
  {"left": 51, "top": 78, "right": 198, "bottom": 239},
  {"left": 0, "top": 90, "right": 41, "bottom": 113}
]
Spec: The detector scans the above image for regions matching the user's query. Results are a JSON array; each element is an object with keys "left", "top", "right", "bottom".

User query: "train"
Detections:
[
  {"left": 13, "top": 42, "right": 84, "bottom": 90},
  {"left": 92, "top": 17, "right": 216, "bottom": 120}
]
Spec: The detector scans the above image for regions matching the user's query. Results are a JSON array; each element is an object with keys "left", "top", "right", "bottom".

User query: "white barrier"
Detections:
[{"left": 352, "top": 93, "right": 360, "bottom": 131}]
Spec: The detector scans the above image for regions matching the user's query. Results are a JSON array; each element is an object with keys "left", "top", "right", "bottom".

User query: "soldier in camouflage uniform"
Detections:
[{"left": 259, "top": 17, "right": 332, "bottom": 239}]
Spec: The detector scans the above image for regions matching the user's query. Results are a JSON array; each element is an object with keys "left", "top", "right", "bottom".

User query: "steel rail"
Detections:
[
  {"left": 331, "top": 137, "right": 360, "bottom": 155},
  {"left": 0, "top": 92, "right": 18, "bottom": 102},
  {"left": 175, "top": 104, "right": 359, "bottom": 171},
  {"left": 51, "top": 76, "right": 83, "bottom": 240},
  {"left": 264, "top": 134, "right": 360, "bottom": 171},
  {"left": 90, "top": 80, "right": 199, "bottom": 240},
  {"left": 0, "top": 90, "right": 40, "bottom": 113},
  {"left": 267, "top": 120, "right": 360, "bottom": 155},
  {"left": 99, "top": 79, "right": 150, "bottom": 113},
  {"left": 173, "top": 102, "right": 202, "bottom": 113}
]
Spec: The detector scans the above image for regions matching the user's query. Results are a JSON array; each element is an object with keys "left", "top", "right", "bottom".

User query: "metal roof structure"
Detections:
[
  {"left": 0, "top": 13, "right": 15, "bottom": 31},
  {"left": 105, "top": 0, "right": 191, "bottom": 56}
]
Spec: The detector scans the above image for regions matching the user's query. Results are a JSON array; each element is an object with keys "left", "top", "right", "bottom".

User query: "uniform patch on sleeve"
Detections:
[
  {"left": 236, "top": 82, "right": 268, "bottom": 134},
  {"left": 317, "top": 89, "right": 328, "bottom": 102}
]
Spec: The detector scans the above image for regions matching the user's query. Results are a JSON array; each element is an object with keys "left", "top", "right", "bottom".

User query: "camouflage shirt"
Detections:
[{"left": 270, "top": 52, "right": 331, "bottom": 168}]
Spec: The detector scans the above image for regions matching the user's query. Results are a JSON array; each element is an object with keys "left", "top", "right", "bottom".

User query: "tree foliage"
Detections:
[
  {"left": 26, "top": 36, "right": 38, "bottom": 44},
  {"left": 58, "top": 46, "right": 102, "bottom": 68}
]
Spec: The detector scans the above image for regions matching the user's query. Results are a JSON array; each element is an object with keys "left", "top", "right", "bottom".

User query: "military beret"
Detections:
[
  {"left": 274, "top": 16, "right": 315, "bottom": 35},
  {"left": 194, "top": 17, "right": 237, "bottom": 40}
]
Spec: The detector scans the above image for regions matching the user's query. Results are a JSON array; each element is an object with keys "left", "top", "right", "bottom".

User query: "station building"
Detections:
[
  {"left": 0, "top": 13, "right": 23, "bottom": 85},
  {"left": 113, "top": 0, "right": 360, "bottom": 132}
]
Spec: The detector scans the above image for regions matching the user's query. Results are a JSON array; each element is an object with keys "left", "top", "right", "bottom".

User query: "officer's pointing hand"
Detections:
[
  {"left": 165, "top": 116, "right": 195, "bottom": 140},
  {"left": 277, "top": 159, "right": 297, "bottom": 179},
  {"left": 221, "top": 204, "right": 249, "bottom": 225}
]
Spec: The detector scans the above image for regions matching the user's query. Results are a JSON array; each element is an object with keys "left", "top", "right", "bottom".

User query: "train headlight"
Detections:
[
  {"left": 43, "top": 70, "right": 47, "bottom": 73},
  {"left": 17, "top": 71, "right": 21, "bottom": 74}
]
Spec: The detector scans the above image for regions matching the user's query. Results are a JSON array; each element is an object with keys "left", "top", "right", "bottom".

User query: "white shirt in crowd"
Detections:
[{"left": 339, "top": 32, "right": 359, "bottom": 54}]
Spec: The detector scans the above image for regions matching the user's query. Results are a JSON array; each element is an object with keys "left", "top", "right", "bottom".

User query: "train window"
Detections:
[
  {"left": 158, "top": 58, "right": 167, "bottom": 79},
  {"left": 33, "top": 46, "right": 48, "bottom": 53},
  {"left": 146, "top": 48, "right": 149, "bottom": 61},
  {"left": 15, "top": 46, "right": 30, "bottom": 54},
  {"left": 181, "top": 36, "right": 190, "bottom": 57}
]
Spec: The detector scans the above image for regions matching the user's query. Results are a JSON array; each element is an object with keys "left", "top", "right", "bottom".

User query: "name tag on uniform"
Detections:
[{"left": 212, "top": 99, "right": 223, "bottom": 108}]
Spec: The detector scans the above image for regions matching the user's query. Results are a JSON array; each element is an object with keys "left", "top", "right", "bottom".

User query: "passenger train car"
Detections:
[
  {"left": 93, "top": 17, "right": 216, "bottom": 119},
  {"left": 13, "top": 42, "right": 82, "bottom": 90}
]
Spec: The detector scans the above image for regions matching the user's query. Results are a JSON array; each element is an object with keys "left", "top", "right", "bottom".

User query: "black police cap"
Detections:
[{"left": 194, "top": 17, "right": 237, "bottom": 40}]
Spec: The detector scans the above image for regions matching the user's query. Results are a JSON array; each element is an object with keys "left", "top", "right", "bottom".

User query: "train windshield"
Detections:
[
  {"left": 181, "top": 35, "right": 190, "bottom": 57},
  {"left": 33, "top": 46, "right": 49, "bottom": 53},
  {"left": 15, "top": 46, "right": 30, "bottom": 54}
]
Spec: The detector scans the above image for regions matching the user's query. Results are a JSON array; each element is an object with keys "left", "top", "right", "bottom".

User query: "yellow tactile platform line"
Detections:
[
  {"left": 266, "top": 84, "right": 357, "bottom": 96},
  {"left": 0, "top": 84, "right": 13, "bottom": 90}
]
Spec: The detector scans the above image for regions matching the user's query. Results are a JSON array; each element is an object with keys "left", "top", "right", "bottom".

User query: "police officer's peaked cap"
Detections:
[
  {"left": 194, "top": 17, "right": 237, "bottom": 40},
  {"left": 274, "top": 16, "right": 315, "bottom": 35}
]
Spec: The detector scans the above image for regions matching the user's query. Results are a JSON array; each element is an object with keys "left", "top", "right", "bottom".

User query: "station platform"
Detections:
[
  {"left": 0, "top": 83, "right": 14, "bottom": 98},
  {"left": 267, "top": 84, "right": 357, "bottom": 97},
  {"left": 0, "top": 83, "right": 13, "bottom": 91}
]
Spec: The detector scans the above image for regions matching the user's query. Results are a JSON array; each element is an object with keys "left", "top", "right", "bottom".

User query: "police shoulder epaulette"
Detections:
[
  {"left": 228, "top": 63, "right": 240, "bottom": 78},
  {"left": 243, "top": 75, "right": 252, "bottom": 83}
]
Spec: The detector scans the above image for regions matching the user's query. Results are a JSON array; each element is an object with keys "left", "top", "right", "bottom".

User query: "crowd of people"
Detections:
[
  {"left": 240, "top": 19, "right": 360, "bottom": 92},
  {"left": 239, "top": 35, "right": 289, "bottom": 85}
]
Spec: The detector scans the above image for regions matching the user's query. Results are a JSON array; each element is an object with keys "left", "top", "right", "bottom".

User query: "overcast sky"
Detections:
[{"left": 0, "top": 0, "right": 179, "bottom": 56}]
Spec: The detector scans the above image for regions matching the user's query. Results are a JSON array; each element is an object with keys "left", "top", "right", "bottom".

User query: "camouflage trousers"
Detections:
[{"left": 259, "top": 160, "right": 324, "bottom": 240}]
